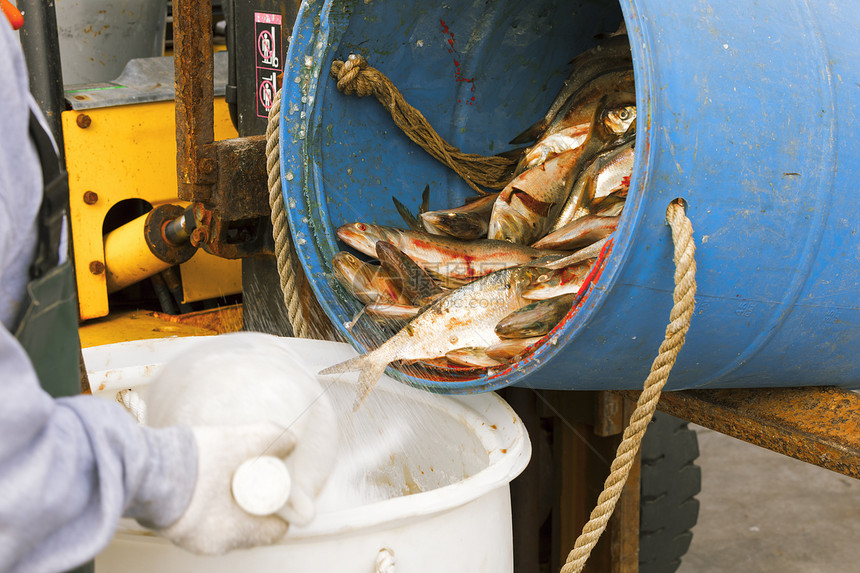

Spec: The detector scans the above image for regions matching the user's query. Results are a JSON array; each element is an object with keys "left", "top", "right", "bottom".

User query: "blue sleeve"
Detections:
[{"left": 0, "top": 327, "right": 197, "bottom": 573}]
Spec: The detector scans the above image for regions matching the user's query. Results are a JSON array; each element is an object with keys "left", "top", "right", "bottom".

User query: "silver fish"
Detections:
[
  {"left": 495, "top": 293, "right": 577, "bottom": 339},
  {"left": 489, "top": 146, "right": 587, "bottom": 245},
  {"left": 319, "top": 266, "right": 543, "bottom": 408},
  {"left": 490, "top": 98, "right": 634, "bottom": 245},
  {"left": 542, "top": 238, "right": 609, "bottom": 270},
  {"left": 337, "top": 223, "right": 556, "bottom": 286},
  {"left": 589, "top": 194, "right": 626, "bottom": 217},
  {"left": 603, "top": 106, "right": 636, "bottom": 136},
  {"left": 592, "top": 141, "right": 633, "bottom": 202},
  {"left": 485, "top": 336, "right": 545, "bottom": 362},
  {"left": 532, "top": 215, "right": 619, "bottom": 251},
  {"left": 514, "top": 126, "right": 589, "bottom": 175},
  {"left": 511, "top": 35, "right": 633, "bottom": 144},
  {"left": 332, "top": 251, "right": 409, "bottom": 305},
  {"left": 446, "top": 347, "right": 503, "bottom": 368},
  {"left": 522, "top": 260, "right": 595, "bottom": 300},
  {"left": 375, "top": 240, "right": 443, "bottom": 306},
  {"left": 419, "top": 192, "right": 498, "bottom": 240},
  {"left": 365, "top": 302, "right": 421, "bottom": 320},
  {"left": 550, "top": 127, "right": 635, "bottom": 232},
  {"left": 544, "top": 68, "right": 635, "bottom": 139}
]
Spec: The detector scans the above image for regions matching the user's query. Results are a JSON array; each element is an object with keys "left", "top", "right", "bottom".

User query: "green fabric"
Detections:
[
  {"left": 13, "top": 259, "right": 82, "bottom": 398},
  {"left": 13, "top": 259, "right": 92, "bottom": 573}
]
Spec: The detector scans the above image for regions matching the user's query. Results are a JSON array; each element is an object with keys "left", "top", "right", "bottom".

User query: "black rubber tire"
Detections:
[{"left": 639, "top": 411, "right": 702, "bottom": 573}]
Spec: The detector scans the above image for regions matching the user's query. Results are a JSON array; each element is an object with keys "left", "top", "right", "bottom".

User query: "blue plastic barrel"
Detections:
[{"left": 280, "top": 0, "right": 860, "bottom": 392}]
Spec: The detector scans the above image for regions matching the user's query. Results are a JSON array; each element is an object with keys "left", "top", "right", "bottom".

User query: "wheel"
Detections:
[{"left": 639, "top": 411, "right": 701, "bottom": 573}]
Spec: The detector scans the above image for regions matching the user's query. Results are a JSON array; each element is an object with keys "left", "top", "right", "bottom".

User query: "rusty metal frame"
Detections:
[
  {"left": 174, "top": 0, "right": 216, "bottom": 201},
  {"left": 641, "top": 386, "right": 860, "bottom": 479},
  {"left": 173, "top": 0, "right": 271, "bottom": 258}
]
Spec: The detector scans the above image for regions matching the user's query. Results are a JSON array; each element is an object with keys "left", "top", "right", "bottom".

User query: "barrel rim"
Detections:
[{"left": 280, "top": 0, "right": 651, "bottom": 394}]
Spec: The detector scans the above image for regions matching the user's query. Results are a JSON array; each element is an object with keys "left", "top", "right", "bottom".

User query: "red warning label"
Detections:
[{"left": 255, "top": 12, "right": 282, "bottom": 118}]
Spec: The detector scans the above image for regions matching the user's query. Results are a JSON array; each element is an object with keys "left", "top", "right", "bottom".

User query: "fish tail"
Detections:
[
  {"left": 318, "top": 353, "right": 388, "bottom": 411},
  {"left": 352, "top": 359, "right": 388, "bottom": 411},
  {"left": 318, "top": 354, "right": 366, "bottom": 376}
]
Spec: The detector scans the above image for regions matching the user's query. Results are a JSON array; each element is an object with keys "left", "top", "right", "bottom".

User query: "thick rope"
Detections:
[
  {"left": 560, "top": 200, "right": 696, "bottom": 573},
  {"left": 266, "top": 88, "right": 312, "bottom": 339},
  {"left": 116, "top": 389, "right": 147, "bottom": 425},
  {"left": 375, "top": 548, "right": 396, "bottom": 573},
  {"left": 330, "top": 55, "right": 517, "bottom": 194}
]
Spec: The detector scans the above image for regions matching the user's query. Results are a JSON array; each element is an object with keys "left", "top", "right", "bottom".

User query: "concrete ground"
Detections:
[{"left": 676, "top": 426, "right": 860, "bottom": 573}]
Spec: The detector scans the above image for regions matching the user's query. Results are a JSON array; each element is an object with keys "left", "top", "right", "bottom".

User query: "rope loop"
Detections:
[
  {"left": 329, "top": 55, "right": 517, "bottom": 193},
  {"left": 560, "top": 199, "right": 696, "bottom": 573},
  {"left": 332, "top": 54, "right": 375, "bottom": 97},
  {"left": 116, "top": 389, "right": 147, "bottom": 425}
]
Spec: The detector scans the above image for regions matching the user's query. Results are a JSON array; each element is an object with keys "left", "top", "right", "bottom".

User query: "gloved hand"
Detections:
[{"left": 156, "top": 422, "right": 297, "bottom": 555}]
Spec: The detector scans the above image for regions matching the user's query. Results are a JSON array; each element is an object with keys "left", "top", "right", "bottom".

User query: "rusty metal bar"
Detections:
[
  {"left": 175, "top": 0, "right": 216, "bottom": 202},
  {"left": 210, "top": 135, "right": 269, "bottom": 219},
  {"left": 635, "top": 386, "right": 860, "bottom": 479}
]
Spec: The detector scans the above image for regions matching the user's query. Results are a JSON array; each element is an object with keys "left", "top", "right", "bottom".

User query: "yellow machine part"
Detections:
[
  {"left": 79, "top": 305, "right": 243, "bottom": 350},
  {"left": 64, "top": 98, "right": 241, "bottom": 320},
  {"left": 102, "top": 211, "right": 173, "bottom": 294}
]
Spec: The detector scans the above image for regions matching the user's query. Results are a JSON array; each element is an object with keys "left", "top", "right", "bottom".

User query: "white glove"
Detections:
[{"left": 157, "top": 422, "right": 297, "bottom": 555}]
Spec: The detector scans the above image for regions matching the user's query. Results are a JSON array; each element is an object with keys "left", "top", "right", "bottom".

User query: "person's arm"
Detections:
[
  {"left": 0, "top": 329, "right": 198, "bottom": 573},
  {"left": 0, "top": 20, "right": 293, "bottom": 572}
]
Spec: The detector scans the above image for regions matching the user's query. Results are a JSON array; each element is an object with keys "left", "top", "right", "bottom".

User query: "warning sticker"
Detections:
[{"left": 254, "top": 12, "right": 282, "bottom": 118}]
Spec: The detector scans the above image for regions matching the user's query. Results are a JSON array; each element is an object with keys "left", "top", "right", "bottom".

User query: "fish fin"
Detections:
[
  {"left": 495, "top": 146, "right": 528, "bottom": 162},
  {"left": 423, "top": 267, "right": 470, "bottom": 288},
  {"left": 345, "top": 305, "right": 367, "bottom": 332},
  {"left": 510, "top": 120, "right": 547, "bottom": 145},
  {"left": 392, "top": 196, "right": 422, "bottom": 231},
  {"left": 352, "top": 358, "right": 388, "bottom": 411},
  {"left": 419, "top": 184, "right": 430, "bottom": 215},
  {"left": 510, "top": 188, "right": 554, "bottom": 217},
  {"left": 523, "top": 253, "right": 568, "bottom": 268},
  {"left": 541, "top": 253, "right": 581, "bottom": 270},
  {"left": 319, "top": 353, "right": 388, "bottom": 411}
]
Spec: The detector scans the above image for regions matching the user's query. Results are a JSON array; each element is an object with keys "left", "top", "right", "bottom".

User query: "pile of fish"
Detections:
[{"left": 321, "top": 29, "right": 636, "bottom": 404}]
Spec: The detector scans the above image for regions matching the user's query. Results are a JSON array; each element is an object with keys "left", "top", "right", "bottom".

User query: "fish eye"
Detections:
[{"left": 356, "top": 223, "right": 366, "bottom": 231}]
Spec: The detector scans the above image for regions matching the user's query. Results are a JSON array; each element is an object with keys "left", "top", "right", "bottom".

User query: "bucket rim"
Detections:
[{"left": 84, "top": 337, "right": 532, "bottom": 539}]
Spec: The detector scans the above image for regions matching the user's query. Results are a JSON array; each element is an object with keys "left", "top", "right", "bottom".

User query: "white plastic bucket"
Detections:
[{"left": 85, "top": 336, "right": 531, "bottom": 572}]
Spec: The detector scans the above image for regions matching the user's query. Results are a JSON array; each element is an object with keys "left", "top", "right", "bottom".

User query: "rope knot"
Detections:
[{"left": 331, "top": 54, "right": 375, "bottom": 97}]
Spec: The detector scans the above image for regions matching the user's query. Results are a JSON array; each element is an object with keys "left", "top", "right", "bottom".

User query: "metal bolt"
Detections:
[
  {"left": 199, "top": 158, "right": 216, "bottom": 175},
  {"left": 191, "top": 227, "right": 209, "bottom": 245},
  {"left": 82, "top": 191, "right": 98, "bottom": 205},
  {"left": 76, "top": 114, "right": 92, "bottom": 129},
  {"left": 89, "top": 260, "right": 105, "bottom": 275}
]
